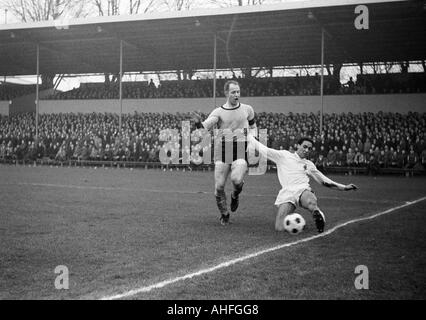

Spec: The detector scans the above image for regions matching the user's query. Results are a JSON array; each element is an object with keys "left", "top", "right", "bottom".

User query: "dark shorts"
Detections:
[
  {"left": 213, "top": 136, "right": 248, "bottom": 164},
  {"left": 222, "top": 139, "right": 248, "bottom": 164}
]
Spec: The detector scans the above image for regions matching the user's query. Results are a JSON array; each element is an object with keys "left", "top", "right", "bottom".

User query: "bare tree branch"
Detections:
[
  {"left": 143, "top": 0, "right": 158, "bottom": 13},
  {"left": 1, "top": 0, "right": 91, "bottom": 21}
]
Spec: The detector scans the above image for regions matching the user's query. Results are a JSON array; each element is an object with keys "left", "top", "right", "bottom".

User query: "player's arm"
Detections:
[
  {"left": 308, "top": 165, "right": 358, "bottom": 191},
  {"left": 191, "top": 110, "right": 219, "bottom": 131},
  {"left": 247, "top": 134, "right": 282, "bottom": 163},
  {"left": 247, "top": 106, "right": 257, "bottom": 137}
]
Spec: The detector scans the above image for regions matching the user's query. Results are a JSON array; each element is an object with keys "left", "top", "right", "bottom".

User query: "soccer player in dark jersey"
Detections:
[{"left": 192, "top": 80, "right": 257, "bottom": 225}]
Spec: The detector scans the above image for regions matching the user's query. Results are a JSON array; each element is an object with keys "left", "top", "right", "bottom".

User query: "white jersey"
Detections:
[
  {"left": 247, "top": 135, "right": 345, "bottom": 192},
  {"left": 261, "top": 146, "right": 314, "bottom": 191}
]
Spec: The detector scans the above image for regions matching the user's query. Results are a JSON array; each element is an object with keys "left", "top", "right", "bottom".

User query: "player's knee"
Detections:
[
  {"left": 275, "top": 208, "right": 290, "bottom": 231},
  {"left": 307, "top": 198, "right": 318, "bottom": 210},
  {"left": 214, "top": 177, "right": 227, "bottom": 191},
  {"left": 215, "top": 184, "right": 225, "bottom": 193},
  {"left": 275, "top": 223, "right": 285, "bottom": 232},
  {"left": 230, "top": 175, "right": 244, "bottom": 186},
  {"left": 231, "top": 160, "right": 247, "bottom": 177},
  {"left": 230, "top": 170, "right": 246, "bottom": 185}
]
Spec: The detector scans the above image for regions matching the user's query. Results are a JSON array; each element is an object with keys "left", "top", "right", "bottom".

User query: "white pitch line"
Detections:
[
  {"left": 99, "top": 195, "right": 426, "bottom": 300},
  {"left": 15, "top": 182, "right": 208, "bottom": 195},
  {"left": 8, "top": 182, "right": 401, "bottom": 204}
]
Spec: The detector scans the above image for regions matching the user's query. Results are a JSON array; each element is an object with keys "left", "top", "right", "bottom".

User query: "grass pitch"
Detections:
[{"left": 0, "top": 165, "right": 425, "bottom": 299}]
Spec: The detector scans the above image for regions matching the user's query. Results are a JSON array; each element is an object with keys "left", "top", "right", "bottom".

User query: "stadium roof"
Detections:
[{"left": 0, "top": 0, "right": 424, "bottom": 76}]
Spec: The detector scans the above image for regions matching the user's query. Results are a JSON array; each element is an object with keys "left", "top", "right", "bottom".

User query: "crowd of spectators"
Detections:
[
  {"left": 2, "top": 73, "right": 424, "bottom": 101},
  {"left": 1, "top": 111, "right": 425, "bottom": 174},
  {"left": 344, "top": 73, "right": 426, "bottom": 94},
  {"left": 42, "top": 72, "right": 426, "bottom": 100},
  {"left": 0, "top": 84, "right": 37, "bottom": 100}
]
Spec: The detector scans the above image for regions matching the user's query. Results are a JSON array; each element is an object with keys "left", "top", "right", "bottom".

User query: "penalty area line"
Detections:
[{"left": 99, "top": 195, "right": 426, "bottom": 300}]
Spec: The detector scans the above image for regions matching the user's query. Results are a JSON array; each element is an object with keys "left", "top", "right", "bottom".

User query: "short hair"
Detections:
[
  {"left": 224, "top": 80, "right": 240, "bottom": 94},
  {"left": 297, "top": 137, "right": 314, "bottom": 146}
]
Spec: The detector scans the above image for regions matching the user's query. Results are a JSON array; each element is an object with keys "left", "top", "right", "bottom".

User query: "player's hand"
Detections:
[
  {"left": 344, "top": 184, "right": 358, "bottom": 191},
  {"left": 190, "top": 111, "right": 203, "bottom": 123}
]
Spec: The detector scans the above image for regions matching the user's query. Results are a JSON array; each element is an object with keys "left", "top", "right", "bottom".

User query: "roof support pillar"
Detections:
[
  {"left": 320, "top": 28, "right": 324, "bottom": 135},
  {"left": 35, "top": 43, "right": 40, "bottom": 140},
  {"left": 119, "top": 39, "right": 123, "bottom": 133},
  {"left": 213, "top": 33, "right": 217, "bottom": 107}
]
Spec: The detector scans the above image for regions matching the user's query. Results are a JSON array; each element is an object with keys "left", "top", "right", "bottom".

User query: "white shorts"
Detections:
[{"left": 274, "top": 187, "right": 312, "bottom": 207}]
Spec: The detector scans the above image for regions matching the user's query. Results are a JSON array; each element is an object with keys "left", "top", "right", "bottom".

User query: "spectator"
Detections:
[
  {"left": 367, "top": 154, "right": 380, "bottom": 176},
  {"left": 389, "top": 151, "right": 399, "bottom": 168},
  {"left": 39, "top": 71, "right": 426, "bottom": 100},
  {"left": 405, "top": 149, "right": 418, "bottom": 169},
  {"left": 421, "top": 148, "right": 426, "bottom": 170},
  {"left": 354, "top": 148, "right": 366, "bottom": 167},
  {"left": 326, "top": 149, "right": 337, "bottom": 166},
  {"left": 363, "top": 138, "right": 371, "bottom": 154},
  {"left": 377, "top": 150, "right": 386, "bottom": 168},
  {"left": 315, "top": 154, "right": 327, "bottom": 173},
  {"left": 346, "top": 77, "right": 355, "bottom": 93},
  {"left": 0, "top": 111, "right": 424, "bottom": 170},
  {"left": 397, "top": 149, "right": 406, "bottom": 168},
  {"left": 346, "top": 148, "right": 355, "bottom": 167}
]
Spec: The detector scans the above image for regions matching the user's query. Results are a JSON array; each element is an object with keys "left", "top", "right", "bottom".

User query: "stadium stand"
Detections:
[
  {"left": 42, "top": 72, "right": 426, "bottom": 100},
  {"left": 1, "top": 111, "right": 425, "bottom": 175},
  {"left": 0, "top": 84, "right": 37, "bottom": 100},
  {"left": 0, "top": 1, "right": 424, "bottom": 176}
]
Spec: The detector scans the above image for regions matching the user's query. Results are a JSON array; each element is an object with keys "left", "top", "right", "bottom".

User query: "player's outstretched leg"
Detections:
[
  {"left": 275, "top": 203, "right": 296, "bottom": 231},
  {"left": 215, "top": 161, "right": 231, "bottom": 225},
  {"left": 215, "top": 189, "right": 229, "bottom": 225},
  {"left": 299, "top": 190, "right": 325, "bottom": 233},
  {"left": 230, "top": 159, "right": 248, "bottom": 212},
  {"left": 230, "top": 181, "right": 244, "bottom": 212}
]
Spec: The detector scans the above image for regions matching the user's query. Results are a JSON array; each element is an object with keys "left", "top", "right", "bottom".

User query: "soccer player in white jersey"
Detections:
[
  {"left": 247, "top": 134, "right": 357, "bottom": 233},
  {"left": 192, "top": 80, "right": 257, "bottom": 225}
]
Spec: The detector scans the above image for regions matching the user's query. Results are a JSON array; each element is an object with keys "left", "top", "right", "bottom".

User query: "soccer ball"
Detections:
[{"left": 283, "top": 213, "right": 306, "bottom": 235}]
